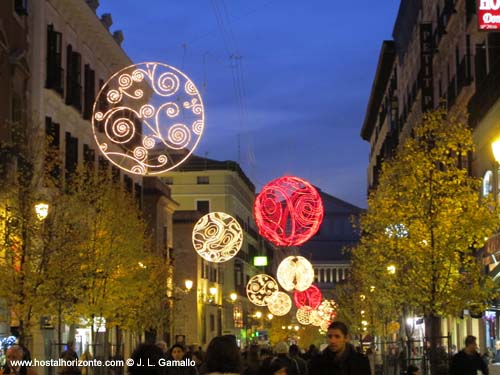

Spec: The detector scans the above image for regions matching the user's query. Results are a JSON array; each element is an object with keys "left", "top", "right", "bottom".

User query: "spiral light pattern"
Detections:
[
  {"left": 246, "top": 274, "right": 279, "bottom": 306},
  {"left": 192, "top": 212, "right": 243, "bottom": 263},
  {"left": 267, "top": 291, "right": 292, "bottom": 316},
  {"left": 277, "top": 256, "right": 315, "bottom": 292},
  {"left": 92, "top": 62, "right": 205, "bottom": 175},
  {"left": 254, "top": 176, "right": 324, "bottom": 246}
]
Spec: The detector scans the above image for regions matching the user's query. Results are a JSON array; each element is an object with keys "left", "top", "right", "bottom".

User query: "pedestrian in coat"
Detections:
[{"left": 449, "top": 335, "right": 488, "bottom": 375}]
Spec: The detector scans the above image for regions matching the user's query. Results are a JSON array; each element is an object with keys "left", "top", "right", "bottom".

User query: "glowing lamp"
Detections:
[
  {"left": 296, "top": 306, "right": 313, "bottom": 325},
  {"left": 255, "top": 311, "right": 262, "bottom": 319},
  {"left": 254, "top": 176, "right": 324, "bottom": 246},
  {"left": 294, "top": 284, "right": 322, "bottom": 309},
  {"left": 493, "top": 138, "right": 500, "bottom": 164},
  {"left": 192, "top": 212, "right": 243, "bottom": 263},
  {"left": 209, "top": 287, "right": 217, "bottom": 296},
  {"left": 277, "top": 256, "right": 314, "bottom": 292},
  {"left": 92, "top": 62, "right": 204, "bottom": 175},
  {"left": 317, "top": 299, "right": 338, "bottom": 321},
  {"left": 246, "top": 274, "right": 279, "bottom": 306},
  {"left": 184, "top": 279, "right": 193, "bottom": 291},
  {"left": 35, "top": 202, "right": 49, "bottom": 220},
  {"left": 267, "top": 292, "right": 292, "bottom": 316},
  {"left": 230, "top": 292, "right": 238, "bottom": 302}
]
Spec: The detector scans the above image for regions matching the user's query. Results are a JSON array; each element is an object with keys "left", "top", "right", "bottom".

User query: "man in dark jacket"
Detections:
[
  {"left": 308, "top": 321, "right": 371, "bottom": 375},
  {"left": 449, "top": 335, "right": 488, "bottom": 375}
]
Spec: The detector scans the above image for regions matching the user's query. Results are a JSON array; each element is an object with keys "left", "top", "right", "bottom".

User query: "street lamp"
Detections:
[
  {"left": 229, "top": 292, "right": 237, "bottom": 302},
  {"left": 255, "top": 311, "right": 262, "bottom": 319},
  {"left": 492, "top": 138, "right": 500, "bottom": 163},
  {"left": 184, "top": 279, "right": 193, "bottom": 291},
  {"left": 34, "top": 202, "right": 49, "bottom": 221},
  {"left": 387, "top": 264, "right": 396, "bottom": 274},
  {"left": 209, "top": 286, "right": 217, "bottom": 296}
]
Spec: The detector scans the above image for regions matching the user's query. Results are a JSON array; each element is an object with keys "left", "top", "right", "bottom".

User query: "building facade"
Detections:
[
  {"left": 165, "top": 154, "right": 276, "bottom": 348},
  {"left": 361, "top": 0, "right": 500, "bottom": 353}
]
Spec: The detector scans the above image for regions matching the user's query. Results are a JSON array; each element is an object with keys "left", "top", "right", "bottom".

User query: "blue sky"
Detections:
[{"left": 98, "top": 0, "right": 401, "bottom": 207}]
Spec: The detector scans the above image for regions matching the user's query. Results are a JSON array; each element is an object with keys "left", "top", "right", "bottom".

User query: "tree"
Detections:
[{"left": 350, "top": 109, "right": 500, "bottom": 373}]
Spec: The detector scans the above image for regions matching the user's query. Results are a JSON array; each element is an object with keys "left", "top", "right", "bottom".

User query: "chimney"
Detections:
[
  {"left": 113, "top": 30, "right": 124, "bottom": 46},
  {"left": 85, "top": 0, "right": 99, "bottom": 13},
  {"left": 100, "top": 13, "right": 113, "bottom": 30}
]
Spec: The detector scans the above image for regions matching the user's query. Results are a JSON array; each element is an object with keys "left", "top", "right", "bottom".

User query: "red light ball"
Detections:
[
  {"left": 254, "top": 176, "right": 324, "bottom": 246},
  {"left": 294, "top": 284, "right": 322, "bottom": 309}
]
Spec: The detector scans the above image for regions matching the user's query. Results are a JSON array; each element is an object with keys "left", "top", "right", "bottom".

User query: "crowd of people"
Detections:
[{"left": 129, "top": 321, "right": 372, "bottom": 375}]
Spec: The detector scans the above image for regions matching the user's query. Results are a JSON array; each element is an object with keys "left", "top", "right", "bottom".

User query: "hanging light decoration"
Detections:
[
  {"left": 296, "top": 306, "right": 313, "bottom": 325},
  {"left": 320, "top": 320, "right": 332, "bottom": 332},
  {"left": 254, "top": 176, "right": 324, "bottom": 246},
  {"left": 92, "top": 62, "right": 205, "bottom": 175},
  {"left": 294, "top": 284, "right": 322, "bottom": 309},
  {"left": 192, "top": 212, "right": 243, "bottom": 263},
  {"left": 246, "top": 274, "right": 279, "bottom": 306},
  {"left": 267, "top": 291, "right": 292, "bottom": 316},
  {"left": 277, "top": 256, "right": 315, "bottom": 292},
  {"left": 317, "top": 299, "right": 338, "bottom": 321},
  {"left": 310, "top": 309, "right": 323, "bottom": 326}
]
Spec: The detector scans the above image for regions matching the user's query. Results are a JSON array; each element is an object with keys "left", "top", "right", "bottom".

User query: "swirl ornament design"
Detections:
[
  {"left": 254, "top": 176, "right": 324, "bottom": 246},
  {"left": 296, "top": 306, "right": 313, "bottom": 325},
  {"left": 246, "top": 274, "right": 279, "bottom": 306},
  {"left": 192, "top": 212, "right": 243, "bottom": 263},
  {"left": 276, "top": 256, "right": 315, "bottom": 292},
  {"left": 293, "top": 284, "right": 322, "bottom": 309},
  {"left": 267, "top": 291, "right": 292, "bottom": 316},
  {"left": 92, "top": 62, "right": 205, "bottom": 175}
]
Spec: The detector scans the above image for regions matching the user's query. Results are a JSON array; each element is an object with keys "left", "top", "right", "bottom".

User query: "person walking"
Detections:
[
  {"left": 200, "top": 335, "right": 242, "bottom": 375},
  {"left": 60, "top": 341, "right": 81, "bottom": 375},
  {"left": 1, "top": 345, "right": 37, "bottom": 375},
  {"left": 449, "top": 335, "right": 489, "bottom": 375},
  {"left": 289, "top": 345, "right": 307, "bottom": 375},
  {"left": 308, "top": 321, "right": 371, "bottom": 375},
  {"left": 165, "top": 344, "right": 197, "bottom": 375}
]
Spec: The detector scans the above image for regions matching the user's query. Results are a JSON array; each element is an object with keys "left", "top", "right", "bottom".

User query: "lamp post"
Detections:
[{"left": 34, "top": 202, "right": 49, "bottom": 221}]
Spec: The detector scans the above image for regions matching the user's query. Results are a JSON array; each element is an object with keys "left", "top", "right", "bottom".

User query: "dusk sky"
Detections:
[{"left": 98, "top": 1, "right": 401, "bottom": 208}]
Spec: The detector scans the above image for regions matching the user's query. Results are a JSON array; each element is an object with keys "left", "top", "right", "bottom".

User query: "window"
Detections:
[
  {"left": 98, "top": 156, "right": 109, "bottom": 172},
  {"left": 46, "top": 25, "right": 63, "bottom": 94},
  {"left": 83, "top": 144, "right": 95, "bottom": 170},
  {"left": 45, "top": 117, "right": 60, "bottom": 180},
  {"left": 65, "top": 45, "right": 82, "bottom": 110},
  {"left": 83, "top": 64, "right": 95, "bottom": 120},
  {"left": 164, "top": 176, "right": 173, "bottom": 185},
  {"left": 134, "top": 183, "right": 142, "bottom": 207},
  {"left": 14, "top": 0, "right": 28, "bottom": 16},
  {"left": 196, "top": 200, "right": 210, "bottom": 215},
  {"left": 111, "top": 166, "right": 120, "bottom": 183},
  {"left": 197, "top": 176, "right": 209, "bottom": 184},
  {"left": 209, "top": 314, "right": 215, "bottom": 332},
  {"left": 65, "top": 132, "right": 78, "bottom": 178},
  {"left": 484, "top": 171, "right": 494, "bottom": 197},
  {"left": 475, "top": 43, "right": 487, "bottom": 85},
  {"left": 124, "top": 175, "right": 133, "bottom": 193}
]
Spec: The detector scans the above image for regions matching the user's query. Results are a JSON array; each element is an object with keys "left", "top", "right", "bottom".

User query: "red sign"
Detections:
[{"left": 478, "top": 0, "right": 500, "bottom": 30}]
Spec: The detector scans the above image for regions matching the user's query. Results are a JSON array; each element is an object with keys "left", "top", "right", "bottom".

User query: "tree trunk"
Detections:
[{"left": 425, "top": 314, "right": 443, "bottom": 375}]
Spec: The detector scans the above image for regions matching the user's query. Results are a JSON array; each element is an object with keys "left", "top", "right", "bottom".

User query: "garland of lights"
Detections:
[
  {"left": 277, "top": 256, "right": 315, "bottom": 292},
  {"left": 192, "top": 212, "right": 243, "bottom": 263},
  {"left": 294, "top": 284, "right": 322, "bottom": 309},
  {"left": 246, "top": 274, "right": 279, "bottom": 306},
  {"left": 254, "top": 176, "right": 324, "bottom": 246},
  {"left": 92, "top": 62, "right": 204, "bottom": 175},
  {"left": 310, "top": 309, "right": 323, "bottom": 326},
  {"left": 267, "top": 291, "right": 292, "bottom": 316},
  {"left": 317, "top": 299, "right": 338, "bottom": 321}
]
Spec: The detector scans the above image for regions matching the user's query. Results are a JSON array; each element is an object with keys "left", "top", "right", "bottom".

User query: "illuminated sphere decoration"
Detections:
[
  {"left": 246, "top": 274, "right": 279, "bottom": 306},
  {"left": 92, "top": 62, "right": 205, "bottom": 175},
  {"left": 192, "top": 212, "right": 243, "bottom": 263},
  {"left": 294, "top": 284, "right": 322, "bottom": 309},
  {"left": 254, "top": 176, "right": 324, "bottom": 246},
  {"left": 277, "top": 256, "right": 315, "bottom": 292},
  {"left": 267, "top": 291, "right": 292, "bottom": 316},
  {"left": 317, "top": 299, "right": 338, "bottom": 321},
  {"left": 320, "top": 320, "right": 332, "bottom": 332},
  {"left": 296, "top": 306, "right": 313, "bottom": 325},
  {"left": 310, "top": 309, "right": 323, "bottom": 327}
]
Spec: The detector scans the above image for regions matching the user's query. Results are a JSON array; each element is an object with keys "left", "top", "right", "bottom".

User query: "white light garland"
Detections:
[{"left": 296, "top": 306, "right": 313, "bottom": 325}]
